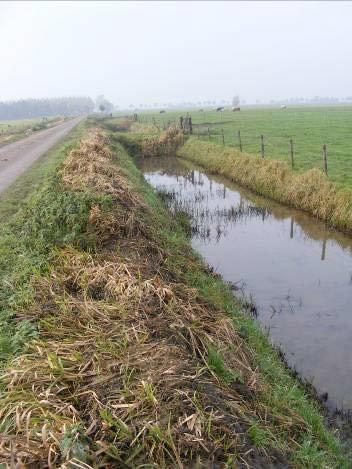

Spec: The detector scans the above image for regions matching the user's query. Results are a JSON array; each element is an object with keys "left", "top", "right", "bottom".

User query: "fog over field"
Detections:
[{"left": 1, "top": 1, "right": 351, "bottom": 106}]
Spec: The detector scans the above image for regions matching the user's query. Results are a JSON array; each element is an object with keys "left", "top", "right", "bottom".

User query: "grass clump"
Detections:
[{"left": 116, "top": 124, "right": 184, "bottom": 158}]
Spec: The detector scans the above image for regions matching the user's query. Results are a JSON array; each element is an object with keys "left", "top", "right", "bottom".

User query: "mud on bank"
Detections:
[{"left": 0, "top": 126, "right": 349, "bottom": 466}]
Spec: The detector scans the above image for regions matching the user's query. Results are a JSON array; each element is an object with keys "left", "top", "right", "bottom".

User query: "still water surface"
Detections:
[{"left": 137, "top": 156, "right": 352, "bottom": 413}]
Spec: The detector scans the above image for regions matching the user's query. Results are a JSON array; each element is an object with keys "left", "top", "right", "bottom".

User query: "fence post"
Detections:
[
  {"left": 189, "top": 117, "right": 193, "bottom": 134},
  {"left": 238, "top": 130, "right": 242, "bottom": 152},
  {"left": 261, "top": 134, "right": 264, "bottom": 158},
  {"left": 323, "top": 144, "right": 328, "bottom": 174},
  {"left": 290, "top": 138, "right": 294, "bottom": 169},
  {"left": 208, "top": 127, "right": 211, "bottom": 141},
  {"left": 321, "top": 237, "right": 327, "bottom": 261},
  {"left": 180, "top": 116, "right": 183, "bottom": 129},
  {"left": 221, "top": 128, "right": 225, "bottom": 145},
  {"left": 197, "top": 127, "right": 200, "bottom": 139}
]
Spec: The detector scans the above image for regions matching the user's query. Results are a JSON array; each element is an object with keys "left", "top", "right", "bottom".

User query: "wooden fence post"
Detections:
[
  {"left": 189, "top": 117, "right": 193, "bottom": 134},
  {"left": 221, "top": 128, "right": 225, "bottom": 145},
  {"left": 321, "top": 237, "right": 327, "bottom": 261},
  {"left": 290, "top": 217, "right": 294, "bottom": 239},
  {"left": 323, "top": 144, "right": 328, "bottom": 174},
  {"left": 180, "top": 116, "right": 183, "bottom": 129},
  {"left": 238, "top": 130, "right": 242, "bottom": 152},
  {"left": 290, "top": 138, "right": 294, "bottom": 169},
  {"left": 208, "top": 127, "right": 211, "bottom": 141},
  {"left": 261, "top": 135, "right": 264, "bottom": 158}
]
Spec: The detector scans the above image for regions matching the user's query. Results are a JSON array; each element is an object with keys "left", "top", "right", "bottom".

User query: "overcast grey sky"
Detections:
[{"left": 1, "top": 1, "right": 351, "bottom": 106}]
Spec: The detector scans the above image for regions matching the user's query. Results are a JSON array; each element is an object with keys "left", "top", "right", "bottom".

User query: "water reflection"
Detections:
[{"left": 138, "top": 156, "right": 352, "bottom": 414}]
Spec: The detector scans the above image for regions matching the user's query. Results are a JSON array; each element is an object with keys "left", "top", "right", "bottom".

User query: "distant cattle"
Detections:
[
  {"left": 280, "top": 105, "right": 287, "bottom": 109},
  {"left": 198, "top": 108, "right": 204, "bottom": 112},
  {"left": 215, "top": 107, "right": 224, "bottom": 112},
  {"left": 232, "top": 107, "right": 241, "bottom": 112},
  {"left": 160, "top": 110, "right": 166, "bottom": 114}
]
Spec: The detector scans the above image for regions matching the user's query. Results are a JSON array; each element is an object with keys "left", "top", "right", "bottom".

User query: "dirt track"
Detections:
[{"left": 0, "top": 117, "right": 82, "bottom": 195}]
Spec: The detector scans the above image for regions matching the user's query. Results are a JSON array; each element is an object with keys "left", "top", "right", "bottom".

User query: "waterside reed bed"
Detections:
[{"left": 178, "top": 139, "right": 352, "bottom": 234}]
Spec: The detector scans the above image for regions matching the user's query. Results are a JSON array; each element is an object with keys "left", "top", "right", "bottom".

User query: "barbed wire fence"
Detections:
[{"left": 132, "top": 112, "right": 352, "bottom": 181}]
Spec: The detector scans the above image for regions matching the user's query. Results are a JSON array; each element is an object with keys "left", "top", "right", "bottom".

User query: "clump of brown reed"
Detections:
[
  {"left": 130, "top": 122, "right": 160, "bottom": 135},
  {"left": 178, "top": 139, "right": 352, "bottom": 233},
  {"left": 139, "top": 126, "right": 184, "bottom": 158},
  {"left": 0, "top": 130, "right": 302, "bottom": 466}
]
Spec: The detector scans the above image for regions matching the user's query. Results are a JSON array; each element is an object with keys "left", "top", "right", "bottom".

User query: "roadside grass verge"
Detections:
[
  {"left": 0, "top": 121, "right": 90, "bottom": 362},
  {"left": 0, "top": 121, "right": 86, "bottom": 222},
  {"left": 0, "top": 126, "right": 349, "bottom": 466},
  {"left": 177, "top": 138, "right": 352, "bottom": 235}
]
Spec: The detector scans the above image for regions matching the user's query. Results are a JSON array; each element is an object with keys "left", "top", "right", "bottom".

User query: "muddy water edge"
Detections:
[{"left": 136, "top": 155, "right": 352, "bottom": 419}]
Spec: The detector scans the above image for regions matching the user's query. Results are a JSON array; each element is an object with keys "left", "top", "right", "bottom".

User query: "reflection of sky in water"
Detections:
[{"left": 142, "top": 160, "right": 352, "bottom": 413}]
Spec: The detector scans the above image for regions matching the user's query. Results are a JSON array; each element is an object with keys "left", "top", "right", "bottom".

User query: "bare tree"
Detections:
[{"left": 232, "top": 95, "right": 240, "bottom": 107}]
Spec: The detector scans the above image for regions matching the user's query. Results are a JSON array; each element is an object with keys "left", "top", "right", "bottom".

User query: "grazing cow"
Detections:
[
  {"left": 232, "top": 107, "right": 241, "bottom": 112},
  {"left": 160, "top": 110, "right": 166, "bottom": 114},
  {"left": 280, "top": 105, "right": 287, "bottom": 109},
  {"left": 215, "top": 106, "right": 224, "bottom": 112},
  {"left": 198, "top": 108, "right": 204, "bottom": 112}
]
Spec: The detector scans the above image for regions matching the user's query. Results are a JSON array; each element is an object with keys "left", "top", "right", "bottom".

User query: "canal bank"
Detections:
[{"left": 137, "top": 155, "right": 352, "bottom": 416}]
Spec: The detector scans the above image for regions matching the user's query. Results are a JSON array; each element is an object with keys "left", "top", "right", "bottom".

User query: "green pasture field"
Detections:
[
  {"left": 133, "top": 105, "right": 352, "bottom": 192},
  {"left": 0, "top": 116, "right": 61, "bottom": 146},
  {"left": 0, "top": 117, "right": 48, "bottom": 133}
]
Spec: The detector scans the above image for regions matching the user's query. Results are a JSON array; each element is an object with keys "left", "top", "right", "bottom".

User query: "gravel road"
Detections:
[{"left": 0, "top": 117, "right": 82, "bottom": 194}]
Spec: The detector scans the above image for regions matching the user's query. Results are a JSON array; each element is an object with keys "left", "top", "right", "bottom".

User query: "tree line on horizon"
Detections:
[{"left": 0, "top": 97, "right": 95, "bottom": 120}]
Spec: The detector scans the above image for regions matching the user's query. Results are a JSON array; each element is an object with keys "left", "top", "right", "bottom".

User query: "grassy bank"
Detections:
[
  {"left": 177, "top": 138, "right": 352, "bottom": 235},
  {"left": 133, "top": 105, "right": 352, "bottom": 191},
  {"left": 0, "top": 125, "right": 349, "bottom": 466}
]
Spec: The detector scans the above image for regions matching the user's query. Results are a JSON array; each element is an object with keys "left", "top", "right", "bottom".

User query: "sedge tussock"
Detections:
[
  {"left": 0, "top": 130, "right": 306, "bottom": 467},
  {"left": 178, "top": 139, "right": 352, "bottom": 234},
  {"left": 138, "top": 126, "right": 184, "bottom": 158}
]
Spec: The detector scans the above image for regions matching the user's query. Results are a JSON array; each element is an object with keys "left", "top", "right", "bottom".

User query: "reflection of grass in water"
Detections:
[{"left": 155, "top": 183, "right": 271, "bottom": 242}]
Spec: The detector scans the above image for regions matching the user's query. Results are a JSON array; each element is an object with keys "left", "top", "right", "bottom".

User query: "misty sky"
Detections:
[{"left": 1, "top": 1, "right": 352, "bottom": 106}]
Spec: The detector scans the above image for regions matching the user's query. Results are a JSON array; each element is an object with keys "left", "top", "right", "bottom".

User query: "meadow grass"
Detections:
[{"left": 133, "top": 105, "right": 352, "bottom": 192}]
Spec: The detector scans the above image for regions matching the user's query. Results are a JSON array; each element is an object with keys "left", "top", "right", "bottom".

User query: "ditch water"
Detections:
[{"left": 137, "top": 156, "right": 352, "bottom": 414}]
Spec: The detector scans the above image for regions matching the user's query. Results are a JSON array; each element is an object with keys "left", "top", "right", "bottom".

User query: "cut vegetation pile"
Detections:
[
  {"left": 0, "top": 128, "right": 348, "bottom": 467},
  {"left": 178, "top": 139, "right": 352, "bottom": 234}
]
